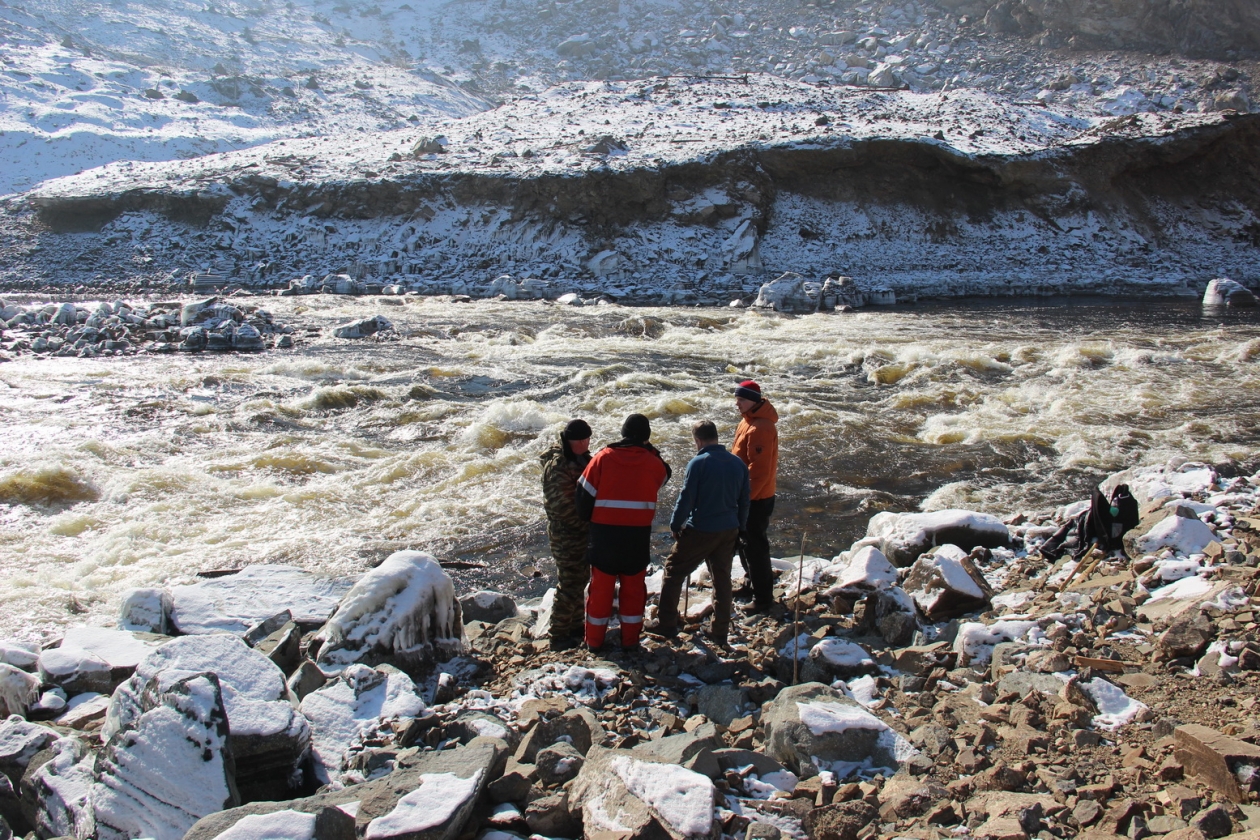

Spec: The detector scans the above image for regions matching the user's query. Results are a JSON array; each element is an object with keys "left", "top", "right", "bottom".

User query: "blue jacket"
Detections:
[{"left": 669, "top": 444, "right": 750, "bottom": 533}]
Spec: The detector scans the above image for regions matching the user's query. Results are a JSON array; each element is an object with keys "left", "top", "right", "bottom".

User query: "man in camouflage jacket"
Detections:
[{"left": 540, "top": 419, "right": 593, "bottom": 643}]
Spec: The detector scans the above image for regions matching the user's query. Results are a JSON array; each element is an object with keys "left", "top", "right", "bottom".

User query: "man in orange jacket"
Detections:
[
  {"left": 732, "top": 380, "right": 779, "bottom": 612},
  {"left": 575, "top": 413, "right": 671, "bottom": 651}
]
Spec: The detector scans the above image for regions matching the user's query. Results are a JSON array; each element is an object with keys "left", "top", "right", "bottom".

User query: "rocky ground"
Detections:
[{"left": 2, "top": 458, "right": 1260, "bottom": 840}]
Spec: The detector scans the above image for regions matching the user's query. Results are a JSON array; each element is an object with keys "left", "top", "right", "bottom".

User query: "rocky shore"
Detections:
[{"left": 2, "top": 458, "right": 1260, "bottom": 840}]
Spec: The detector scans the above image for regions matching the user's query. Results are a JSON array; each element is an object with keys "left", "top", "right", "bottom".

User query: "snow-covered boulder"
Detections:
[
  {"left": 902, "top": 545, "right": 993, "bottom": 620},
  {"left": 866, "top": 509, "right": 1012, "bottom": 567},
  {"left": 753, "top": 272, "right": 815, "bottom": 313},
  {"left": 0, "top": 717, "right": 57, "bottom": 790},
  {"left": 37, "top": 647, "right": 111, "bottom": 697},
  {"left": 299, "top": 664, "right": 425, "bottom": 786},
  {"left": 1203, "top": 278, "right": 1258, "bottom": 308},
  {"left": 762, "top": 683, "right": 917, "bottom": 779},
  {"left": 182, "top": 737, "right": 505, "bottom": 840},
  {"left": 823, "top": 546, "right": 897, "bottom": 601},
  {"left": 24, "top": 736, "right": 94, "bottom": 840},
  {"left": 312, "top": 551, "right": 465, "bottom": 673},
  {"left": 0, "top": 643, "right": 38, "bottom": 672},
  {"left": 105, "top": 634, "right": 310, "bottom": 802},
  {"left": 92, "top": 673, "right": 240, "bottom": 840},
  {"left": 804, "top": 638, "right": 878, "bottom": 682},
  {"left": 1135, "top": 512, "right": 1220, "bottom": 556},
  {"left": 458, "top": 591, "right": 518, "bottom": 625},
  {"left": 333, "top": 315, "right": 392, "bottom": 339},
  {"left": 569, "top": 745, "right": 720, "bottom": 840},
  {"left": 363, "top": 769, "right": 486, "bottom": 840},
  {"left": 118, "top": 588, "right": 172, "bottom": 634},
  {"left": 170, "top": 565, "right": 353, "bottom": 636},
  {"left": 864, "top": 586, "right": 920, "bottom": 646},
  {"left": 0, "top": 666, "right": 39, "bottom": 719}
]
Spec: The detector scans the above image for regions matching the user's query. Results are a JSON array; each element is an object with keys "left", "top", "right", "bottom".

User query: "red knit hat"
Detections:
[{"left": 734, "top": 380, "right": 762, "bottom": 401}]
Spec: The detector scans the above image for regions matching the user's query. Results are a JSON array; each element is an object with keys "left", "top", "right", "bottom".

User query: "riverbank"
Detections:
[{"left": 2, "top": 458, "right": 1260, "bottom": 840}]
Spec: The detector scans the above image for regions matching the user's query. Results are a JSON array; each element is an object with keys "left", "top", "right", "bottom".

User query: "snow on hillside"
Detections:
[{"left": 0, "top": 0, "right": 1252, "bottom": 197}]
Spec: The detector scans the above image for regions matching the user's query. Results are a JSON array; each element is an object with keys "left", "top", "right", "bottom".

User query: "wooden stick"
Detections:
[
  {"left": 683, "top": 572, "right": 690, "bottom": 627},
  {"left": 793, "top": 532, "right": 807, "bottom": 685}
]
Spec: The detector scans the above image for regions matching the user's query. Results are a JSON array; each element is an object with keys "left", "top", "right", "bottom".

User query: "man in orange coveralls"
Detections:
[
  {"left": 732, "top": 380, "right": 779, "bottom": 613},
  {"left": 575, "top": 413, "right": 671, "bottom": 652}
]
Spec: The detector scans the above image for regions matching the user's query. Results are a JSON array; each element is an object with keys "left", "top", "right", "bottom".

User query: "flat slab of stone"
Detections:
[
  {"left": 1174, "top": 724, "right": 1260, "bottom": 803},
  {"left": 171, "top": 565, "right": 355, "bottom": 635}
]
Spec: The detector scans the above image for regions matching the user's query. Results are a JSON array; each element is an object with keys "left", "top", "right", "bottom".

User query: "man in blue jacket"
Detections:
[{"left": 649, "top": 419, "right": 750, "bottom": 647}]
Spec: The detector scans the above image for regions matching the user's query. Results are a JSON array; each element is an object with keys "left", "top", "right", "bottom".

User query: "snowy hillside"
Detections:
[{"left": 1, "top": 0, "right": 1254, "bottom": 197}]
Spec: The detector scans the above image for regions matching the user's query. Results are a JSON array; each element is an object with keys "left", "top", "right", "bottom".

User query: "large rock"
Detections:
[
  {"left": 0, "top": 718, "right": 56, "bottom": 791},
  {"left": 762, "top": 683, "right": 917, "bottom": 778},
  {"left": 299, "top": 664, "right": 425, "bottom": 786},
  {"left": 0, "top": 667, "right": 39, "bottom": 719},
  {"left": 312, "top": 551, "right": 465, "bottom": 674},
  {"left": 569, "top": 745, "right": 720, "bottom": 839},
  {"left": 171, "top": 565, "right": 354, "bottom": 636},
  {"left": 105, "top": 634, "right": 310, "bottom": 802},
  {"left": 22, "top": 736, "right": 94, "bottom": 840},
  {"left": 753, "top": 272, "right": 816, "bottom": 313},
  {"left": 37, "top": 628, "right": 165, "bottom": 696},
  {"left": 458, "top": 591, "right": 518, "bottom": 625},
  {"left": 93, "top": 673, "right": 240, "bottom": 840},
  {"left": 1203, "top": 278, "right": 1259, "bottom": 307},
  {"left": 1174, "top": 724, "right": 1260, "bottom": 803},
  {"left": 1135, "top": 513, "right": 1219, "bottom": 556},
  {"left": 902, "top": 545, "right": 993, "bottom": 620},
  {"left": 866, "top": 510, "right": 1011, "bottom": 567},
  {"left": 0, "top": 644, "right": 38, "bottom": 672},
  {"left": 515, "top": 708, "right": 604, "bottom": 763},
  {"left": 118, "top": 588, "right": 173, "bottom": 634},
  {"left": 803, "top": 639, "right": 878, "bottom": 683},
  {"left": 823, "top": 546, "right": 897, "bottom": 601},
  {"left": 184, "top": 738, "right": 505, "bottom": 840},
  {"left": 333, "top": 315, "right": 392, "bottom": 339}
]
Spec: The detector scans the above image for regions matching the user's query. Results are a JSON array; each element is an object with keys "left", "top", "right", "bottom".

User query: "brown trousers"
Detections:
[{"left": 656, "top": 527, "right": 739, "bottom": 644}]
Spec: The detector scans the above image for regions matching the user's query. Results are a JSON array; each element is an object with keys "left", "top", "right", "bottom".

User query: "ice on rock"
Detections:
[
  {"left": 824, "top": 546, "right": 897, "bottom": 598},
  {"left": 364, "top": 770, "right": 483, "bottom": 839},
  {"left": 866, "top": 509, "right": 1011, "bottom": 567},
  {"left": 1203, "top": 278, "right": 1259, "bottom": 308},
  {"left": 1083, "top": 678, "right": 1148, "bottom": 730},
  {"left": 92, "top": 673, "right": 238, "bottom": 840},
  {"left": 314, "top": 551, "right": 465, "bottom": 673},
  {"left": 62, "top": 627, "right": 164, "bottom": 673},
  {"left": 211, "top": 810, "right": 317, "bottom": 840},
  {"left": 903, "top": 544, "right": 991, "bottom": 620},
  {"left": 105, "top": 634, "right": 310, "bottom": 801},
  {"left": 609, "top": 756, "right": 715, "bottom": 839},
  {"left": 37, "top": 646, "right": 112, "bottom": 696},
  {"left": 0, "top": 664, "right": 40, "bottom": 718},
  {"left": 1136, "top": 514, "right": 1219, "bottom": 556},
  {"left": 118, "top": 587, "right": 173, "bottom": 634},
  {"left": 753, "top": 271, "right": 815, "bottom": 313},
  {"left": 0, "top": 642, "right": 39, "bottom": 671},
  {"left": 171, "top": 565, "right": 354, "bottom": 636},
  {"left": 954, "top": 620, "right": 1043, "bottom": 666},
  {"left": 300, "top": 664, "right": 425, "bottom": 786},
  {"left": 26, "top": 736, "right": 94, "bottom": 840}
]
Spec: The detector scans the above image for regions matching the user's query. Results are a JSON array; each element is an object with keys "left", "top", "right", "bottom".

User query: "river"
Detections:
[{"left": 2, "top": 295, "right": 1258, "bottom": 641}]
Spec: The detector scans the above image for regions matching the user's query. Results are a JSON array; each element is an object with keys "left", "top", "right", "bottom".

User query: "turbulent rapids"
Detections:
[{"left": 1, "top": 295, "right": 1259, "bottom": 640}]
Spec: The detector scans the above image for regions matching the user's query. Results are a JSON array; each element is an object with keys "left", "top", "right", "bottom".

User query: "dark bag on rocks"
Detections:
[{"left": 1041, "top": 484, "right": 1140, "bottom": 561}]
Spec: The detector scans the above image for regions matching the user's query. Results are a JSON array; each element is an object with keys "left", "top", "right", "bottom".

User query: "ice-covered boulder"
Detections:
[
  {"left": 0, "top": 666, "right": 39, "bottom": 719},
  {"left": 182, "top": 737, "right": 504, "bottom": 840},
  {"left": 24, "top": 736, "right": 94, "bottom": 840},
  {"left": 762, "top": 683, "right": 917, "bottom": 779},
  {"left": 459, "top": 591, "right": 518, "bottom": 625},
  {"left": 299, "top": 664, "right": 425, "bottom": 786},
  {"left": 569, "top": 745, "right": 720, "bottom": 840},
  {"left": 105, "top": 634, "right": 310, "bottom": 802},
  {"left": 93, "top": 673, "right": 239, "bottom": 840},
  {"left": 312, "top": 551, "right": 465, "bottom": 673},
  {"left": 753, "top": 272, "right": 815, "bottom": 313},
  {"left": 170, "top": 565, "right": 354, "bottom": 636},
  {"left": 37, "top": 647, "right": 111, "bottom": 697},
  {"left": 1135, "top": 512, "right": 1220, "bottom": 556},
  {"left": 118, "top": 588, "right": 172, "bottom": 634},
  {"left": 363, "top": 770, "right": 486, "bottom": 840},
  {"left": 333, "top": 315, "right": 392, "bottom": 339},
  {"left": 803, "top": 638, "right": 878, "bottom": 683},
  {"left": 39, "top": 628, "right": 165, "bottom": 696},
  {"left": 866, "top": 509, "right": 1012, "bottom": 567},
  {"left": 902, "top": 545, "right": 993, "bottom": 620},
  {"left": 0, "top": 716, "right": 56, "bottom": 783},
  {"left": 1203, "top": 278, "right": 1258, "bottom": 308},
  {"left": 0, "top": 643, "right": 37, "bottom": 672},
  {"left": 823, "top": 546, "right": 897, "bottom": 601}
]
